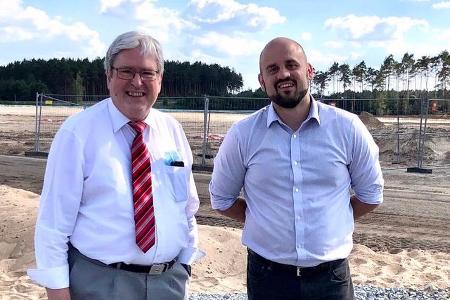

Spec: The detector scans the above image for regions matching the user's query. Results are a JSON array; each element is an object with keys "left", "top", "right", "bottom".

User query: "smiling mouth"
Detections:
[
  {"left": 126, "top": 91, "right": 146, "bottom": 97},
  {"left": 277, "top": 81, "right": 295, "bottom": 89}
]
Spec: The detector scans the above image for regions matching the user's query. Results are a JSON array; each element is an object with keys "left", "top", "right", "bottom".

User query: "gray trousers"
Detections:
[{"left": 68, "top": 246, "right": 190, "bottom": 300}]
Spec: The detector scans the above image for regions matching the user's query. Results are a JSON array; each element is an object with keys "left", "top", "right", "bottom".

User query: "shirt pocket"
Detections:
[{"left": 163, "top": 165, "right": 188, "bottom": 202}]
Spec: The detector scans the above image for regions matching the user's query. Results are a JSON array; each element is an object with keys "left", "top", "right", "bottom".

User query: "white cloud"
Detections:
[
  {"left": 190, "top": 49, "right": 227, "bottom": 65},
  {"left": 307, "top": 49, "right": 348, "bottom": 68},
  {"left": 324, "top": 41, "right": 344, "bottom": 49},
  {"left": 325, "top": 14, "right": 428, "bottom": 41},
  {"left": 350, "top": 52, "right": 363, "bottom": 60},
  {"left": 321, "top": 14, "right": 450, "bottom": 65},
  {"left": 363, "top": 26, "right": 450, "bottom": 62},
  {"left": 99, "top": 0, "right": 143, "bottom": 13},
  {"left": 432, "top": 1, "right": 450, "bottom": 9},
  {"left": 300, "top": 32, "right": 312, "bottom": 41},
  {"left": 438, "top": 28, "right": 450, "bottom": 40},
  {"left": 193, "top": 32, "right": 263, "bottom": 56},
  {"left": 99, "top": 0, "right": 127, "bottom": 13},
  {"left": 99, "top": 0, "right": 195, "bottom": 44},
  {"left": 189, "top": 0, "right": 285, "bottom": 30},
  {"left": 0, "top": 0, "right": 105, "bottom": 57},
  {"left": 0, "top": 26, "right": 33, "bottom": 42}
]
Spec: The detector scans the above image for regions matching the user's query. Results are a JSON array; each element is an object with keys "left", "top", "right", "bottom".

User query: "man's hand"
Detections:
[
  {"left": 215, "top": 197, "right": 247, "bottom": 223},
  {"left": 46, "top": 288, "right": 70, "bottom": 300},
  {"left": 350, "top": 195, "right": 379, "bottom": 219}
]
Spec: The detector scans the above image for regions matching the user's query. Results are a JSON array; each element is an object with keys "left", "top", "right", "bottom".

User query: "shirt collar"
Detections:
[
  {"left": 308, "top": 96, "right": 321, "bottom": 125},
  {"left": 107, "top": 98, "right": 154, "bottom": 132},
  {"left": 266, "top": 95, "right": 321, "bottom": 128},
  {"left": 266, "top": 104, "right": 279, "bottom": 127}
]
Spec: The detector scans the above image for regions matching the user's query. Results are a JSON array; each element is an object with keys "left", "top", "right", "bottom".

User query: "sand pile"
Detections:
[{"left": 359, "top": 111, "right": 384, "bottom": 129}]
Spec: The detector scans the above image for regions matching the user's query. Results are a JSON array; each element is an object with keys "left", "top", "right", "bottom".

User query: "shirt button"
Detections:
[
  {"left": 293, "top": 134, "right": 297, "bottom": 138},
  {"left": 295, "top": 188, "right": 299, "bottom": 192},
  {"left": 294, "top": 160, "right": 298, "bottom": 165}
]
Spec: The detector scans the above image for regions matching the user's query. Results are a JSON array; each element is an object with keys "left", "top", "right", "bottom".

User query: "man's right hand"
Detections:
[
  {"left": 46, "top": 288, "right": 71, "bottom": 300},
  {"left": 215, "top": 197, "right": 247, "bottom": 223}
]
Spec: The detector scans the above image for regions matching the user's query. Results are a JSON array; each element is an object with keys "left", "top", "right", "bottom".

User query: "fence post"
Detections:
[
  {"left": 418, "top": 98, "right": 430, "bottom": 169},
  {"left": 407, "top": 98, "right": 432, "bottom": 173},
  {"left": 34, "top": 92, "right": 39, "bottom": 152},
  {"left": 395, "top": 97, "right": 400, "bottom": 164},
  {"left": 417, "top": 98, "right": 424, "bottom": 168},
  {"left": 201, "top": 95, "right": 210, "bottom": 167}
]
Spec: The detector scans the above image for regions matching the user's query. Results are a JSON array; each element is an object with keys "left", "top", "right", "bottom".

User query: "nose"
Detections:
[
  {"left": 277, "top": 66, "right": 290, "bottom": 80},
  {"left": 131, "top": 72, "right": 144, "bottom": 86}
]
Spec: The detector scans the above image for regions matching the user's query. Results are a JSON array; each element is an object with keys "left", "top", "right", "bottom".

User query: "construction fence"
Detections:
[{"left": 31, "top": 93, "right": 450, "bottom": 172}]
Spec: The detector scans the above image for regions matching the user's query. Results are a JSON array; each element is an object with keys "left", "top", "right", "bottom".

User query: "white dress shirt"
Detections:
[
  {"left": 28, "top": 98, "right": 203, "bottom": 289},
  {"left": 210, "top": 98, "right": 384, "bottom": 267}
]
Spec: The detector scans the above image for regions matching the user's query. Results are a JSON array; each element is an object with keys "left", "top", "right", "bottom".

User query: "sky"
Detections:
[{"left": 0, "top": 0, "right": 449, "bottom": 91}]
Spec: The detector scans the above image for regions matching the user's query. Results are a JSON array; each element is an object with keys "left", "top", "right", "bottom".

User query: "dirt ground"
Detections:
[
  {"left": 0, "top": 105, "right": 449, "bottom": 254},
  {"left": 0, "top": 155, "right": 449, "bottom": 255}
]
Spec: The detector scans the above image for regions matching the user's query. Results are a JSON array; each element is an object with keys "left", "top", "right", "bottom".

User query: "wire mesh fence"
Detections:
[{"left": 0, "top": 93, "right": 448, "bottom": 171}]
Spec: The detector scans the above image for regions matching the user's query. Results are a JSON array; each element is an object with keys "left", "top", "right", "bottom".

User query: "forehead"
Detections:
[
  {"left": 113, "top": 48, "right": 158, "bottom": 69},
  {"left": 260, "top": 41, "right": 305, "bottom": 68}
]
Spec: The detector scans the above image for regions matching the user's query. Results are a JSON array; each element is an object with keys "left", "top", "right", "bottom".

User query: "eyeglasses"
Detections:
[{"left": 112, "top": 67, "right": 160, "bottom": 81}]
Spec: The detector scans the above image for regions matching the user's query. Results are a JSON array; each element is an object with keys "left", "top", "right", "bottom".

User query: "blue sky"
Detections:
[{"left": 1, "top": 0, "right": 449, "bottom": 90}]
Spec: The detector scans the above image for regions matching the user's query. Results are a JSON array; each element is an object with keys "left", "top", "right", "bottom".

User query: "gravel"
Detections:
[{"left": 189, "top": 285, "right": 450, "bottom": 299}]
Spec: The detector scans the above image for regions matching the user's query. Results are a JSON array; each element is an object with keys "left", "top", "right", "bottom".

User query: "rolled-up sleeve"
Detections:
[
  {"left": 27, "top": 128, "right": 84, "bottom": 288},
  {"left": 349, "top": 117, "right": 384, "bottom": 204},
  {"left": 209, "top": 126, "right": 246, "bottom": 210}
]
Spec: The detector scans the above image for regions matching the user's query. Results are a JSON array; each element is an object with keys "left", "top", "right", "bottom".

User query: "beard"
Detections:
[{"left": 269, "top": 79, "right": 308, "bottom": 109}]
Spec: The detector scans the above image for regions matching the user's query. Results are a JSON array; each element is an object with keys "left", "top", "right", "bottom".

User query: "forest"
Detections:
[
  {"left": 0, "top": 58, "right": 243, "bottom": 102},
  {"left": 0, "top": 50, "right": 449, "bottom": 113}
]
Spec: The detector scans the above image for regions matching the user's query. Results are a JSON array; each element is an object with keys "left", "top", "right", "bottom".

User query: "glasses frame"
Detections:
[{"left": 111, "top": 66, "right": 160, "bottom": 81}]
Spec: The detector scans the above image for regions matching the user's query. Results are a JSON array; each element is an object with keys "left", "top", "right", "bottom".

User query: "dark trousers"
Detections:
[{"left": 247, "top": 249, "right": 354, "bottom": 300}]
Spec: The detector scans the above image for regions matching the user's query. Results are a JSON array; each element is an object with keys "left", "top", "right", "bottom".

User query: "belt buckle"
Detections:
[
  {"left": 296, "top": 267, "right": 301, "bottom": 277},
  {"left": 148, "top": 263, "right": 165, "bottom": 275}
]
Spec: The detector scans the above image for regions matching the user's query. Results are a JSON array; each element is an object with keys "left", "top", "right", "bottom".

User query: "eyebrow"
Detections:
[
  {"left": 286, "top": 59, "right": 300, "bottom": 65},
  {"left": 265, "top": 59, "right": 300, "bottom": 70}
]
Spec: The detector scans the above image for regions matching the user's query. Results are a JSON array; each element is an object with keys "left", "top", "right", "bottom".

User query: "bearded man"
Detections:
[{"left": 209, "top": 37, "right": 384, "bottom": 300}]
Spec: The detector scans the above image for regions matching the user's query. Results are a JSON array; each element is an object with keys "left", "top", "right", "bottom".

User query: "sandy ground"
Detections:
[
  {"left": 0, "top": 155, "right": 449, "bottom": 299},
  {"left": 0, "top": 105, "right": 449, "bottom": 298}
]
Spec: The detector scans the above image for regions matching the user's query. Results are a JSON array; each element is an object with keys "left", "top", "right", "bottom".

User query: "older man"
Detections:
[{"left": 28, "top": 31, "right": 203, "bottom": 300}]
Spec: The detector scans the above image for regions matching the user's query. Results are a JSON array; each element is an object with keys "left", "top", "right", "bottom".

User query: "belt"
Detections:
[
  {"left": 69, "top": 243, "right": 177, "bottom": 275},
  {"left": 109, "top": 259, "right": 177, "bottom": 275},
  {"left": 248, "top": 248, "right": 345, "bottom": 277}
]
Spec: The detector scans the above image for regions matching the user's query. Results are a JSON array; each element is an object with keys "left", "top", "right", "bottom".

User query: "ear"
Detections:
[
  {"left": 307, "top": 63, "right": 315, "bottom": 80},
  {"left": 156, "top": 73, "right": 163, "bottom": 94},
  {"left": 106, "top": 70, "right": 112, "bottom": 91},
  {"left": 258, "top": 73, "right": 266, "bottom": 92}
]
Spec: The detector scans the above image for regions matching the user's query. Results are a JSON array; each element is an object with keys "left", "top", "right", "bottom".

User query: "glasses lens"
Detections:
[
  {"left": 141, "top": 71, "right": 157, "bottom": 80},
  {"left": 117, "top": 69, "right": 134, "bottom": 80},
  {"left": 115, "top": 68, "right": 158, "bottom": 81}
]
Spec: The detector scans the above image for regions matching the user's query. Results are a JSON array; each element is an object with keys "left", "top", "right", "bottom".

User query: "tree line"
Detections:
[
  {"left": 1, "top": 50, "right": 448, "bottom": 115},
  {"left": 234, "top": 50, "right": 449, "bottom": 115},
  {"left": 0, "top": 58, "right": 243, "bottom": 102},
  {"left": 310, "top": 50, "right": 450, "bottom": 100}
]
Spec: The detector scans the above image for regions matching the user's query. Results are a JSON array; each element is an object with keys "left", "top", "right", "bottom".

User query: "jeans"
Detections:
[{"left": 247, "top": 249, "right": 354, "bottom": 300}]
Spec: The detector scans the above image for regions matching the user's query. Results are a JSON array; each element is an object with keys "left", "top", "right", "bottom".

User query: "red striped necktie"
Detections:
[{"left": 129, "top": 121, "right": 155, "bottom": 253}]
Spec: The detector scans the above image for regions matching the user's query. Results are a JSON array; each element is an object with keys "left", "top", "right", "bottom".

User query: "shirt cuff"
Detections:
[
  {"left": 27, "top": 264, "right": 69, "bottom": 289},
  {"left": 177, "top": 247, "right": 205, "bottom": 265}
]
